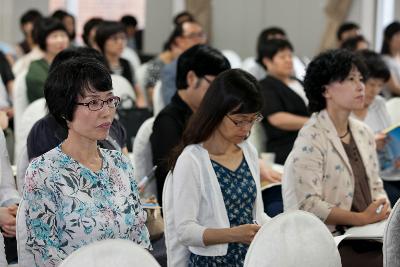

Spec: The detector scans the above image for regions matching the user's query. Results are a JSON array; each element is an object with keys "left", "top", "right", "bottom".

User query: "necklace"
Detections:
[{"left": 339, "top": 128, "right": 350, "bottom": 139}]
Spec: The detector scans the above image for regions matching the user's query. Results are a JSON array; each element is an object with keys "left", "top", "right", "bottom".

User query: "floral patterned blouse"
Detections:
[{"left": 23, "top": 145, "right": 151, "bottom": 267}]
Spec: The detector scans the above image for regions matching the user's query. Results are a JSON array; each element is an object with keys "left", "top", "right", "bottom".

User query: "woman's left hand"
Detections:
[{"left": 375, "top": 133, "right": 387, "bottom": 151}]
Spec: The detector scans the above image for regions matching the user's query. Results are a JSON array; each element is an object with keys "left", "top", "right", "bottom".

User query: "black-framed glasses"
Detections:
[
  {"left": 202, "top": 76, "right": 213, "bottom": 84},
  {"left": 226, "top": 113, "right": 264, "bottom": 127},
  {"left": 183, "top": 32, "right": 207, "bottom": 39},
  {"left": 76, "top": 96, "right": 121, "bottom": 111}
]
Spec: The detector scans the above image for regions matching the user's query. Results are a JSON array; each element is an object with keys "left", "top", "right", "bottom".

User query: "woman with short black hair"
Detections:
[
  {"left": 23, "top": 57, "right": 151, "bottom": 266},
  {"left": 283, "top": 49, "right": 389, "bottom": 267},
  {"left": 25, "top": 17, "right": 69, "bottom": 103}
]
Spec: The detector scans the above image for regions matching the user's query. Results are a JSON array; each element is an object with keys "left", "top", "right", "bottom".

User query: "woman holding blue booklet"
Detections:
[
  {"left": 282, "top": 49, "right": 390, "bottom": 267},
  {"left": 164, "top": 69, "right": 269, "bottom": 267}
]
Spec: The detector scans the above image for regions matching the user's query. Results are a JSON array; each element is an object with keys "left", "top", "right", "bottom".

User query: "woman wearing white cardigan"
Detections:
[{"left": 164, "top": 69, "right": 269, "bottom": 267}]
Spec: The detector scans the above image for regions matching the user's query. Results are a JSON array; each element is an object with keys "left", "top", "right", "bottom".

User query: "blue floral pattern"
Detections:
[
  {"left": 188, "top": 158, "right": 256, "bottom": 267},
  {"left": 23, "top": 145, "right": 151, "bottom": 267}
]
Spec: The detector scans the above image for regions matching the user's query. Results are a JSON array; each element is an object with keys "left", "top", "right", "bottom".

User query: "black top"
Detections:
[
  {"left": 150, "top": 93, "right": 193, "bottom": 202},
  {"left": 260, "top": 75, "right": 309, "bottom": 164},
  {"left": 27, "top": 114, "right": 127, "bottom": 160},
  {"left": 0, "top": 51, "right": 14, "bottom": 86}
]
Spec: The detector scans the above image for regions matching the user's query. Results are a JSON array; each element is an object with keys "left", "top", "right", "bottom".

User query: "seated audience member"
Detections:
[
  {"left": 82, "top": 17, "right": 103, "bottom": 50},
  {"left": 0, "top": 51, "right": 14, "bottom": 121},
  {"left": 95, "top": 20, "right": 146, "bottom": 107},
  {"left": 27, "top": 47, "right": 128, "bottom": 161},
  {"left": 337, "top": 22, "right": 361, "bottom": 46},
  {"left": 25, "top": 17, "right": 69, "bottom": 103},
  {"left": 150, "top": 44, "right": 230, "bottom": 203},
  {"left": 283, "top": 49, "right": 389, "bottom": 267},
  {"left": 173, "top": 11, "right": 195, "bottom": 26},
  {"left": 0, "top": 128, "right": 19, "bottom": 264},
  {"left": 249, "top": 27, "right": 306, "bottom": 81},
  {"left": 0, "top": 127, "right": 20, "bottom": 264},
  {"left": 12, "top": 19, "right": 45, "bottom": 76},
  {"left": 143, "top": 32, "right": 179, "bottom": 107},
  {"left": 15, "top": 9, "right": 42, "bottom": 58},
  {"left": 23, "top": 57, "right": 151, "bottom": 266},
  {"left": 52, "top": 10, "right": 76, "bottom": 45},
  {"left": 340, "top": 35, "right": 369, "bottom": 52},
  {"left": 259, "top": 39, "right": 309, "bottom": 164},
  {"left": 381, "top": 21, "right": 400, "bottom": 98},
  {"left": 159, "top": 20, "right": 207, "bottom": 105},
  {"left": 120, "top": 15, "right": 142, "bottom": 52},
  {"left": 165, "top": 69, "right": 269, "bottom": 266},
  {"left": 353, "top": 50, "right": 400, "bottom": 205}
]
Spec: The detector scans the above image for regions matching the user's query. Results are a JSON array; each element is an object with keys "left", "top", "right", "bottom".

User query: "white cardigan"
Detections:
[{"left": 163, "top": 140, "right": 269, "bottom": 267}]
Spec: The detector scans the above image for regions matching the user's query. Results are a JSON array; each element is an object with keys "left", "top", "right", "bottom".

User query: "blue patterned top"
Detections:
[
  {"left": 23, "top": 145, "right": 151, "bottom": 267},
  {"left": 189, "top": 157, "right": 256, "bottom": 267}
]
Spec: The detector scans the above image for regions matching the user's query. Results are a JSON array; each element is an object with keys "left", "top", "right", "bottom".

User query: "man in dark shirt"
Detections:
[{"left": 150, "top": 44, "right": 230, "bottom": 202}]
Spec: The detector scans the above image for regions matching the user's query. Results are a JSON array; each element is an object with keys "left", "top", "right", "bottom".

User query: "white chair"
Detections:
[
  {"left": 13, "top": 70, "right": 29, "bottom": 162},
  {"left": 383, "top": 198, "right": 400, "bottom": 267},
  {"left": 244, "top": 210, "right": 341, "bottom": 267},
  {"left": 136, "top": 63, "right": 150, "bottom": 93},
  {"left": 152, "top": 81, "right": 164, "bottom": 116},
  {"left": 241, "top": 57, "right": 267, "bottom": 81},
  {"left": 16, "top": 200, "right": 36, "bottom": 267},
  {"left": 0, "top": 233, "right": 7, "bottom": 267},
  {"left": 14, "top": 98, "right": 46, "bottom": 164},
  {"left": 221, "top": 49, "right": 242, "bottom": 69},
  {"left": 248, "top": 122, "right": 267, "bottom": 154},
  {"left": 162, "top": 172, "right": 189, "bottom": 267},
  {"left": 111, "top": 74, "right": 136, "bottom": 101},
  {"left": 16, "top": 145, "right": 29, "bottom": 195},
  {"left": 58, "top": 239, "right": 160, "bottom": 267},
  {"left": 122, "top": 47, "right": 141, "bottom": 77},
  {"left": 386, "top": 97, "right": 400, "bottom": 125},
  {"left": 133, "top": 117, "right": 157, "bottom": 198}
]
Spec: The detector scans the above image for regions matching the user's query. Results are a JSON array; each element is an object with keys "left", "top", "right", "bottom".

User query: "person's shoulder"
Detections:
[{"left": 373, "top": 95, "right": 387, "bottom": 107}]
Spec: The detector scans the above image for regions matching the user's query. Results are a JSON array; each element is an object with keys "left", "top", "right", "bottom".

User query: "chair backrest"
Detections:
[
  {"left": 241, "top": 57, "right": 267, "bottom": 81},
  {"left": 248, "top": 122, "right": 267, "bottom": 154},
  {"left": 221, "top": 49, "right": 242, "bottom": 69},
  {"left": 386, "top": 97, "right": 400, "bottom": 125},
  {"left": 14, "top": 98, "right": 47, "bottom": 163},
  {"left": 16, "top": 144, "right": 30, "bottom": 195},
  {"left": 121, "top": 47, "right": 141, "bottom": 76},
  {"left": 152, "top": 81, "right": 164, "bottom": 116},
  {"left": 111, "top": 74, "right": 136, "bottom": 100},
  {"left": 58, "top": 239, "right": 160, "bottom": 267},
  {"left": 16, "top": 200, "right": 36, "bottom": 267},
  {"left": 133, "top": 117, "right": 156, "bottom": 198},
  {"left": 244, "top": 210, "right": 341, "bottom": 267},
  {"left": 162, "top": 172, "right": 189, "bottom": 267},
  {"left": 136, "top": 63, "right": 150, "bottom": 93},
  {"left": 0, "top": 233, "right": 7, "bottom": 267},
  {"left": 13, "top": 70, "right": 29, "bottom": 161},
  {"left": 383, "top": 198, "right": 400, "bottom": 267}
]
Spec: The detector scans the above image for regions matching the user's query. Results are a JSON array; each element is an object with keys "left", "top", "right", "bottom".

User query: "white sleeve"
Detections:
[{"left": 172, "top": 152, "right": 207, "bottom": 247}]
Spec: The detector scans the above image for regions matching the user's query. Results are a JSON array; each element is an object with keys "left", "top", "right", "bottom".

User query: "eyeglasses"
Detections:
[
  {"left": 183, "top": 32, "right": 206, "bottom": 39},
  {"left": 226, "top": 113, "right": 264, "bottom": 127},
  {"left": 76, "top": 96, "right": 121, "bottom": 111},
  {"left": 202, "top": 76, "right": 212, "bottom": 84}
]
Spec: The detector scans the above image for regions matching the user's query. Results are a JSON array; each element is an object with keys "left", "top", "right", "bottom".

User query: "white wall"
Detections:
[{"left": 0, "top": 0, "right": 48, "bottom": 46}]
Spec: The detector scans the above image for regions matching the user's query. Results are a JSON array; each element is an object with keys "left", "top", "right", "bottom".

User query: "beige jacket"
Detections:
[{"left": 283, "top": 109, "right": 388, "bottom": 230}]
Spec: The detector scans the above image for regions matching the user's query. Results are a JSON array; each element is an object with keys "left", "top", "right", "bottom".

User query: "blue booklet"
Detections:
[{"left": 378, "top": 125, "right": 400, "bottom": 173}]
